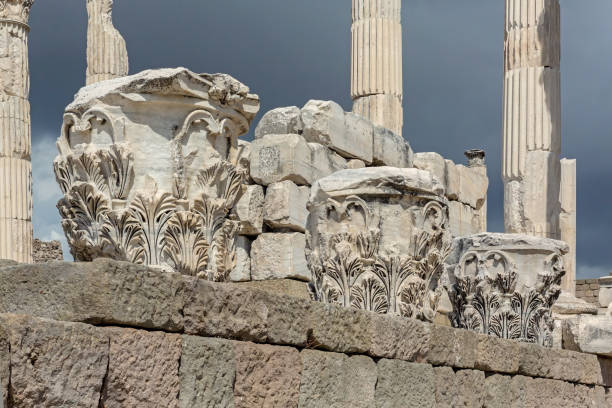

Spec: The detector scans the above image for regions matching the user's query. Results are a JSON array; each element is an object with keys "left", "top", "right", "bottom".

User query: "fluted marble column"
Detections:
[
  {"left": 351, "top": 0, "right": 402, "bottom": 136},
  {"left": 0, "top": 0, "right": 34, "bottom": 262},
  {"left": 502, "top": 0, "right": 562, "bottom": 239},
  {"left": 86, "top": 0, "right": 128, "bottom": 85}
]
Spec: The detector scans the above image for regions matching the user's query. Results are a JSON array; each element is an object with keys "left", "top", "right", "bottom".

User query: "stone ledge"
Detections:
[{"left": 0, "top": 259, "right": 605, "bottom": 386}]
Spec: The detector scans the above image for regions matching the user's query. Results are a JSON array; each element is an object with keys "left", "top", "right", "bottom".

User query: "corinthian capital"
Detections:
[{"left": 0, "top": 0, "right": 34, "bottom": 25}]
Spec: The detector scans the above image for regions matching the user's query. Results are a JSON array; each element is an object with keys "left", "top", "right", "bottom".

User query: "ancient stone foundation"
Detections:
[{"left": 0, "top": 259, "right": 611, "bottom": 407}]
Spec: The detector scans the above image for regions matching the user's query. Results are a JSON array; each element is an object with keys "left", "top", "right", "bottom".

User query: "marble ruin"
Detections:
[
  {"left": 306, "top": 167, "right": 451, "bottom": 322},
  {"left": 53, "top": 68, "right": 259, "bottom": 280},
  {"left": 1, "top": 0, "right": 612, "bottom": 405},
  {"left": 86, "top": 0, "right": 128, "bottom": 85},
  {"left": 0, "top": 0, "right": 34, "bottom": 263}
]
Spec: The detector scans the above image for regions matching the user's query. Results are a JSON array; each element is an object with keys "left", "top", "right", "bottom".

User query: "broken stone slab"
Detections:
[
  {"left": 254, "top": 106, "right": 303, "bottom": 139},
  {"left": 232, "top": 184, "right": 264, "bottom": 236},
  {"left": 301, "top": 100, "right": 373, "bottom": 163},
  {"left": 447, "top": 200, "right": 485, "bottom": 237},
  {"left": 263, "top": 180, "right": 309, "bottom": 232},
  {"left": 446, "top": 233, "right": 568, "bottom": 347},
  {"left": 249, "top": 133, "right": 347, "bottom": 186},
  {"left": 101, "top": 327, "right": 181, "bottom": 408},
  {"left": 250, "top": 232, "right": 310, "bottom": 281},
  {"left": 553, "top": 291, "right": 599, "bottom": 315},
  {"left": 229, "top": 235, "right": 251, "bottom": 282},
  {"left": 563, "top": 314, "right": 612, "bottom": 357},
  {"left": 445, "top": 159, "right": 488, "bottom": 209},
  {"left": 414, "top": 152, "right": 447, "bottom": 187},
  {"left": 372, "top": 124, "right": 414, "bottom": 168},
  {"left": 0, "top": 314, "right": 109, "bottom": 407}
]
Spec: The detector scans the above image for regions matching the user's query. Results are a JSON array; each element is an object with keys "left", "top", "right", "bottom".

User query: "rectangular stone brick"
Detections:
[
  {"left": 234, "top": 342, "right": 301, "bottom": 408},
  {"left": 475, "top": 334, "right": 519, "bottom": 374},
  {"left": 101, "top": 327, "right": 181, "bottom": 408},
  {"left": 524, "top": 378, "right": 575, "bottom": 407},
  {"left": 455, "top": 370, "right": 486, "bottom": 407},
  {"left": 0, "top": 314, "right": 108, "bottom": 408},
  {"left": 376, "top": 359, "right": 435, "bottom": 407},
  {"left": 427, "top": 325, "right": 477, "bottom": 369},
  {"left": 299, "top": 350, "right": 376, "bottom": 408},
  {"left": 434, "top": 366, "right": 456, "bottom": 407},
  {"left": 307, "top": 304, "right": 372, "bottom": 354},
  {"left": 484, "top": 374, "right": 518, "bottom": 408},
  {"left": 180, "top": 336, "right": 235, "bottom": 408},
  {"left": 369, "top": 314, "right": 430, "bottom": 362},
  {"left": 573, "top": 384, "right": 606, "bottom": 407}
]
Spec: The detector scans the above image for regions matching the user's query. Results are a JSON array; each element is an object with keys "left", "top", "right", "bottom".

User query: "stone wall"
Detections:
[
  {"left": 32, "top": 239, "right": 64, "bottom": 263},
  {"left": 0, "top": 259, "right": 610, "bottom": 407},
  {"left": 577, "top": 279, "right": 601, "bottom": 305}
]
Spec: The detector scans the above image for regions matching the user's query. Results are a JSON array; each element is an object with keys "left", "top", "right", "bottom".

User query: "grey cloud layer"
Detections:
[{"left": 27, "top": 0, "right": 611, "bottom": 277}]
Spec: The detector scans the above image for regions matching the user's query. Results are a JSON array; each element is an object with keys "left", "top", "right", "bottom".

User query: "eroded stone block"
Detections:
[
  {"left": 376, "top": 359, "right": 435, "bottom": 408},
  {"left": 234, "top": 342, "right": 301, "bottom": 408},
  {"left": 180, "top": 336, "right": 235, "bottom": 408},
  {"left": 232, "top": 184, "right": 264, "bottom": 236},
  {"left": 263, "top": 180, "right": 309, "bottom": 232},
  {"left": 0, "top": 314, "right": 108, "bottom": 408},
  {"left": 445, "top": 160, "right": 488, "bottom": 209},
  {"left": 413, "top": 152, "right": 446, "bottom": 187},
  {"left": 455, "top": 370, "right": 486, "bottom": 407},
  {"left": 229, "top": 236, "right": 251, "bottom": 282},
  {"left": 255, "top": 106, "right": 303, "bottom": 139},
  {"left": 251, "top": 233, "right": 310, "bottom": 281},
  {"left": 372, "top": 125, "right": 413, "bottom": 168},
  {"left": 475, "top": 334, "right": 520, "bottom": 374},
  {"left": 434, "top": 366, "right": 456, "bottom": 407},
  {"left": 101, "top": 327, "right": 181, "bottom": 408}
]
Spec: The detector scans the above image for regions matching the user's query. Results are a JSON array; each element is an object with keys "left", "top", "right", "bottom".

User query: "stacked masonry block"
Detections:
[
  {"left": 576, "top": 279, "right": 602, "bottom": 306},
  {"left": 233, "top": 100, "right": 414, "bottom": 289},
  {"left": 0, "top": 259, "right": 610, "bottom": 407}
]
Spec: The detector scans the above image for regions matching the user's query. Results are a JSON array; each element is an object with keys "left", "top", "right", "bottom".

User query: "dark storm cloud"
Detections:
[{"left": 27, "top": 0, "right": 612, "bottom": 278}]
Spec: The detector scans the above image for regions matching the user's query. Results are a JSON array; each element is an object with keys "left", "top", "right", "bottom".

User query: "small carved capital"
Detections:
[
  {"left": 0, "top": 0, "right": 34, "bottom": 25},
  {"left": 465, "top": 149, "right": 486, "bottom": 167}
]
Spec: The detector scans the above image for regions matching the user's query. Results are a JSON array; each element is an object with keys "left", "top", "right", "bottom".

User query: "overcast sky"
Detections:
[{"left": 28, "top": 0, "right": 611, "bottom": 278}]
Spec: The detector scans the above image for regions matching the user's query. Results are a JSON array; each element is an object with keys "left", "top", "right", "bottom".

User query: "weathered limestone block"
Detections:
[
  {"left": 445, "top": 159, "right": 488, "bottom": 209},
  {"left": 180, "top": 336, "right": 235, "bottom": 408},
  {"left": 232, "top": 184, "right": 264, "bottom": 236},
  {"left": 553, "top": 291, "right": 599, "bottom": 315},
  {"left": 263, "top": 180, "right": 309, "bottom": 232},
  {"left": 0, "top": 314, "right": 108, "bottom": 407},
  {"left": 434, "top": 366, "right": 457, "bottom": 407},
  {"left": 254, "top": 106, "right": 303, "bottom": 139},
  {"left": 86, "top": 0, "right": 129, "bottom": 85},
  {"left": 299, "top": 350, "right": 376, "bottom": 408},
  {"left": 563, "top": 314, "right": 612, "bottom": 357},
  {"left": 0, "top": 259, "right": 186, "bottom": 331},
  {"left": 250, "top": 133, "right": 347, "bottom": 186},
  {"left": 301, "top": 100, "right": 373, "bottom": 163},
  {"left": 307, "top": 167, "right": 451, "bottom": 322},
  {"left": 234, "top": 342, "right": 301, "bottom": 408},
  {"left": 238, "top": 279, "right": 311, "bottom": 300},
  {"left": 455, "top": 370, "right": 486, "bottom": 407},
  {"left": 372, "top": 125, "right": 413, "bottom": 168},
  {"left": 251, "top": 232, "right": 309, "bottom": 281},
  {"left": 229, "top": 235, "right": 251, "bottom": 282},
  {"left": 376, "top": 360, "right": 436, "bottom": 407},
  {"left": 427, "top": 325, "right": 477, "bottom": 369},
  {"left": 447, "top": 233, "right": 568, "bottom": 347},
  {"left": 0, "top": 0, "right": 35, "bottom": 263},
  {"left": 414, "top": 152, "right": 446, "bottom": 187},
  {"left": 369, "top": 314, "right": 431, "bottom": 362},
  {"left": 53, "top": 68, "right": 259, "bottom": 281},
  {"left": 101, "top": 327, "right": 181, "bottom": 408},
  {"left": 600, "top": 277, "right": 612, "bottom": 308},
  {"left": 475, "top": 334, "right": 520, "bottom": 374},
  {"left": 32, "top": 238, "right": 64, "bottom": 263},
  {"left": 448, "top": 201, "right": 483, "bottom": 237}
]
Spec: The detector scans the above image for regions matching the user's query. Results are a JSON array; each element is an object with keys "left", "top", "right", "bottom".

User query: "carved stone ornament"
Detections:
[
  {"left": 306, "top": 167, "right": 452, "bottom": 323},
  {"left": 54, "top": 68, "right": 260, "bottom": 281},
  {"left": 445, "top": 233, "right": 568, "bottom": 347},
  {"left": 0, "top": 0, "right": 34, "bottom": 25}
]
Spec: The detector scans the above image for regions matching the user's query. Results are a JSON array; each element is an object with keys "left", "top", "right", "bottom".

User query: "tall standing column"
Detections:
[
  {"left": 86, "top": 0, "right": 128, "bottom": 85},
  {"left": 560, "top": 158, "right": 576, "bottom": 294},
  {"left": 0, "top": 0, "right": 34, "bottom": 263},
  {"left": 351, "top": 0, "right": 403, "bottom": 136},
  {"left": 502, "top": 0, "right": 561, "bottom": 239}
]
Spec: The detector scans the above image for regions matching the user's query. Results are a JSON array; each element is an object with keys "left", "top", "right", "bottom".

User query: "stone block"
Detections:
[
  {"left": 237, "top": 279, "right": 311, "bottom": 300},
  {"left": 234, "top": 342, "right": 301, "bottom": 408},
  {"left": 475, "top": 334, "right": 520, "bottom": 374},
  {"left": 308, "top": 304, "right": 372, "bottom": 354},
  {"left": 484, "top": 374, "right": 516, "bottom": 408},
  {"left": 250, "top": 133, "right": 347, "bottom": 186},
  {"left": 448, "top": 200, "right": 484, "bottom": 237},
  {"left": 101, "top": 327, "right": 181, "bottom": 408},
  {"left": 232, "top": 184, "right": 264, "bottom": 236},
  {"left": 563, "top": 315, "right": 612, "bottom": 357},
  {"left": 369, "top": 314, "right": 431, "bottom": 362},
  {"left": 250, "top": 233, "right": 310, "bottom": 281},
  {"left": 518, "top": 342, "right": 603, "bottom": 385},
  {"left": 32, "top": 239, "right": 63, "bottom": 263},
  {"left": 0, "top": 259, "right": 186, "bottom": 332},
  {"left": 180, "top": 336, "right": 235, "bottom": 408},
  {"left": 183, "top": 279, "right": 268, "bottom": 342},
  {"left": 413, "top": 152, "right": 446, "bottom": 186},
  {"left": 372, "top": 124, "right": 414, "bottom": 168},
  {"left": 600, "top": 278, "right": 612, "bottom": 307},
  {"left": 255, "top": 106, "right": 303, "bottom": 139},
  {"left": 0, "top": 314, "right": 108, "bottom": 408},
  {"left": 376, "top": 359, "right": 435, "bottom": 408},
  {"left": 455, "top": 370, "right": 486, "bottom": 408},
  {"left": 301, "top": 100, "right": 373, "bottom": 163},
  {"left": 427, "top": 325, "right": 477, "bottom": 369},
  {"left": 434, "top": 366, "right": 456, "bottom": 407},
  {"left": 299, "top": 350, "right": 376, "bottom": 408},
  {"left": 445, "top": 160, "right": 488, "bottom": 209},
  {"left": 574, "top": 384, "right": 607, "bottom": 407},
  {"left": 229, "top": 235, "right": 251, "bottom": 282},
  {"left": 263, "top": 180, "right": 309, "bottom": 232},
  {"left": 524, "top": 378, "right": 575, "bottom": 408}
]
